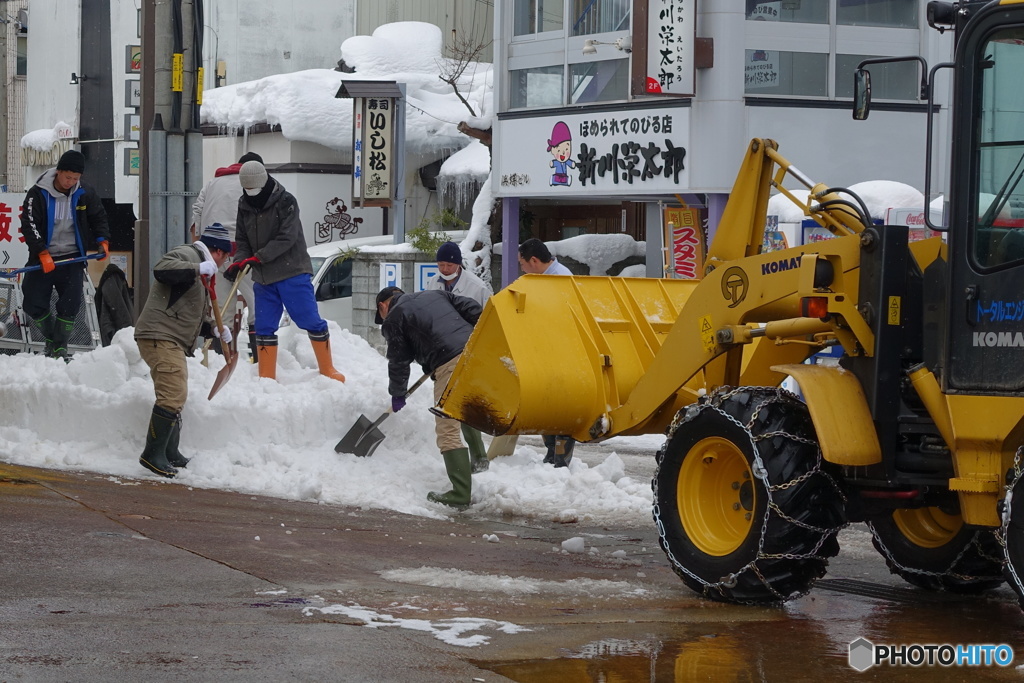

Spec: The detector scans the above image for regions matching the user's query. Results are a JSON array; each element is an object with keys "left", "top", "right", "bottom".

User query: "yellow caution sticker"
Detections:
[
  {"left": 699, "top": 314, "right": 716, "bottom": 353},
  {"left": 172, "top": 53, "right": 184, "bottom": 92},
  {"left": 888, "top": 296, "right": 901, "bottom": 325}
]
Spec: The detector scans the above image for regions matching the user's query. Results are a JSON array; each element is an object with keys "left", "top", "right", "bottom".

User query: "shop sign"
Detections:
[
  {"left": 496, "top": 106, "right": 690, "bottom": 198},
  {"left": 352, "top": 97, "right": 395, "bottom": 207},
  {"left": 642, "top": 0, "right": 695, "bottom": 96},
  {"left": 663, "top": 207, "right": 704, "bottom": 279}
]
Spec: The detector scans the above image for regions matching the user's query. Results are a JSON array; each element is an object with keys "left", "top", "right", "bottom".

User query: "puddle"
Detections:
[{"left": 479, "top": 588, "right": 1024, "bottom": 681}]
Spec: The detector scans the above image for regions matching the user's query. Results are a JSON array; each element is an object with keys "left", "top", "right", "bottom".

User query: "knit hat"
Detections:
[
  {"left": 238, "top": 151, "right": 264, "bottom": 165},
  {"left": 57, "top": 149, "right": 86, "bottom": 174},
  {"left": 375, "top": 286, "right": 403, "bottom": 325},
  {"left": 199, "top": 222, "right": 233, "bottom": 253},
  {"left": 435, "top": 241, "right": 462, "bottom": 266},
  {"left": 239, "top": 160, "right": 268, "bottom": 190}
]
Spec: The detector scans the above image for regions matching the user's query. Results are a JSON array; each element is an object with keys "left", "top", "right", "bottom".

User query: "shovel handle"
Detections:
[
  {"left": 202, "top": 274, "right": 232, "bottom": 366},
  {"left": 405, "top": 373, "right": 430, "bottom": 398},
  {"left": 0, "top": 252, "right": 105, "bottom": 278}
]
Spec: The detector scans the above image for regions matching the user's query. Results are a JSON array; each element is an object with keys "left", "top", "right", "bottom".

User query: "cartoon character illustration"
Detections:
[
  {"left": 314, "top": 197, "right": 364, "bottom": 244},
  {"left": 547, "top": 121, "right": 576, "bottom": 187}
]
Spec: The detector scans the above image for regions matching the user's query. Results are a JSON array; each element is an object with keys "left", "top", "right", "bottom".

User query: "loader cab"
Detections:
[{"left": 945, "top": 5, "right": 1024, "bottom": 393}]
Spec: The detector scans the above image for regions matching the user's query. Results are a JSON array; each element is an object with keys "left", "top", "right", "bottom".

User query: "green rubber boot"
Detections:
[
  {"left": 427, "top": 448, "right": 471, "bottom": 510},
  {"left": 462, "top": 423, "right": 488, "bottom": 473},
  {"left": 31, "top": 313, "right": 55, "bottom": 356},
  {"left": 139, "top": 405, "right": 178, "bottom": 478},
  {"left": 50, "top": 316, "right": 76, "bottom": 362}
]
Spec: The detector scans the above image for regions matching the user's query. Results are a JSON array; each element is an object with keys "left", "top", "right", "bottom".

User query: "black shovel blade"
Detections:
[{"left": 335, "top": 412, "right": 388, "bottom": 457}]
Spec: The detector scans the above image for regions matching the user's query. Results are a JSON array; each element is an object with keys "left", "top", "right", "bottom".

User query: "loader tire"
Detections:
[
  {"left": 1005, "top": 465, "right": 1024, "bottom": 609},
  {"left": 868, "top": 507, "right": 1004, "bottom": 593},
  {"left": 653, "top": 387, "right": 846, "bottom": 605}
]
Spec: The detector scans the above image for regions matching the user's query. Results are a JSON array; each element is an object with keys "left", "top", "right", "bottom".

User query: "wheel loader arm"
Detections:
[{"left": 437, "top": 139, "right": 876, "bottom": 441}]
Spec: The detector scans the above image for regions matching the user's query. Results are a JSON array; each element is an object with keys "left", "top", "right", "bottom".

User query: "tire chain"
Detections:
[
  {"left": 869, "top": 450, "right": 1009, "bottom": 586},
  {"left": 654, "top": 385, "right": 848, "bottom": 604},
  {"left": 1003, "top": 447, "right": 1024, "bottom": 598}
]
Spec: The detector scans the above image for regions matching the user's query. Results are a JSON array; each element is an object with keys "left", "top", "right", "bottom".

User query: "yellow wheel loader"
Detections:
[{"left": 437, "top": 0, "right": 1024, "bottom": 607}]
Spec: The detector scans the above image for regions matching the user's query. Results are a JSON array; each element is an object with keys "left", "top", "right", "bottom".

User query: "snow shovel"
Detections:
[
  {"left": 205, "top": 274, "right": 240, "bottom": 400},
  {"left": 0, "top": 252, "right": 105, "bottom": 278},
  {"left": 201, "top": 264, "right": 250, "bottom": 365},
  {"left": 335, "top": 374, "right": 430, "bottom": 457}
]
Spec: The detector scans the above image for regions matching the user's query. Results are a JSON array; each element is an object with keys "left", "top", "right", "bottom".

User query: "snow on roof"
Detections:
[
  {"left": 200, "top": 21, "right": 493, "bottom": 157},
  {"left": 20, "top": 121, "right": 72, "bottom": 151},
  {"left": 768, "top": 179, "right": 927, "bottom": 223}
]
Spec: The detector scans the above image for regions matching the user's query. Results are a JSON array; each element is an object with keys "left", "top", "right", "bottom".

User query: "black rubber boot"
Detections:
[
  {"left": 139, "top": 405, "right": 179, "bottom": 478},
  {"left": 31, "top": 313, "right": 55, "bottom": 356},
  {"left": 165, "top": 413, "right": 190, "bottom": 468},
  {"left": 462, "top": 423, "right": 488, "bottom": 473},
  {"left": 427, "top": 448, "right": 471, "bottom": 510},
  {"left": 543, "top": 435, "right": 556, "bottom": 464},
  {"left": 248, "top": 332, "right": 257, "bottom": 362},
  {"left": 552, "top": 436, "right": 576, "bottom": 468},
  {"left": 50, "top": 316, "right": 75, "bottom": 362}
]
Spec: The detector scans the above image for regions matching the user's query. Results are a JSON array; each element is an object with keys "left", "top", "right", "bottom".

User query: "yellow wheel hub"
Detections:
[
  {"left": 892, "top": 507, "right": 963, "bottom": 549},
  {"left": 677, "top": 436, "right": 756, "bottom": 556}
]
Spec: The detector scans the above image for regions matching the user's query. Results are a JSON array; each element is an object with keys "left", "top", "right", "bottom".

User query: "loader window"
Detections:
[{"left": 973, "top": 29, "right": 1024, "bottom": 269}]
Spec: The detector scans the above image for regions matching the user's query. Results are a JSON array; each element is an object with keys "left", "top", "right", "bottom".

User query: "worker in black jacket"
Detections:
[
  {"left": 19, "top": 149, "right": 110, "bottom": 359},
  {"left": 375, "top": 286, "right": 482, "bottom": 509}
]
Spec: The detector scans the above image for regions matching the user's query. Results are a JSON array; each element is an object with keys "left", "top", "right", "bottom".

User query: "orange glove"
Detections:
[
  {"left": 98, "top": 241, "right": 109, "bottom": 260},
  {"left": 39, "top": 250, "right": 55, "bottom": 274}
]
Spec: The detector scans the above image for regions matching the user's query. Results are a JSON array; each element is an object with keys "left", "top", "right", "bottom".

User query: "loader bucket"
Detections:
[{"left": 437, "top": 274, "right": 701, "bottom": 441}]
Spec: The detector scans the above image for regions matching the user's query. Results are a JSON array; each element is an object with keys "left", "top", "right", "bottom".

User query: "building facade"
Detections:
[{"left": 492, "top": 0, "right": 954, "bottom": 283}]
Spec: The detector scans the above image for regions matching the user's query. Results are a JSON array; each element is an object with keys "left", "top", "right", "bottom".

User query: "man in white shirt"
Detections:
[
  {"left": 425, "top": 241, "right": 491, "bottom": 306},
  {"left": 518, "top": 237, "right": 576, "bottom": 467}
]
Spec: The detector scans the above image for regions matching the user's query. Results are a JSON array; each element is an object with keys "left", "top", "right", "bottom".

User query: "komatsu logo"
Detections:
[
  {"left": 761, "top": 257, "right": 800, "bottom": 275},
  {"left": 973, "top": 331, "right": 1024, "bottom": 348}
]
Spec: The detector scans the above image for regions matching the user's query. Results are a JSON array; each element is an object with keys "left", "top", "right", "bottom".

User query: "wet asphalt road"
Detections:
[{"left": 3, "top": 440, "right": 1024, "bottom": 682}]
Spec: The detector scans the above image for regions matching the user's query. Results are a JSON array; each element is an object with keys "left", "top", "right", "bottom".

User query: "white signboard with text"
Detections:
[
  {"left": 495, "top": 106, "right": 690, "bottom": 198},
  {"left": 415, "top": 262, "right": 438, "bottom": 292},
  {"left": 0, "top": 193, "right": 27, "bottom": 270},
  {"left": 646, "top": 0, "right": 695, "bottom": 96},
  {"left": 380, "top": 262, "right": 401, "bottom": 290}
]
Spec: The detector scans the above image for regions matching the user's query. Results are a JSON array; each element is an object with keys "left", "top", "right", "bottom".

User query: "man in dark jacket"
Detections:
[
  {"left": 226, "top": 160, "right": 345, "bottom": 383},
  {"left": 134, "top": 224, "right": 233, "bottom": 478},
  {"left": 376, "top": 286, "right": 482, "bottom": 509},
  {"left": 19, "top": 149, "right": 110, "bottom": 360}
]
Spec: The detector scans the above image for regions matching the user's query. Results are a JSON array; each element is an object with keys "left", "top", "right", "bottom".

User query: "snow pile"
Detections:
[
  {"left": 20, "top": 120, "right": 74, "bottom": 167},
  {"left": 201, "top": 22, "right": 493, "bottom": 157},
  {"left": 768, "top": 179, "right": 927, "bottom": 223},
  {"left": 0, "top": 324, "right": 655, "bottom": 526},
  {"left": 304, "top": 601, "right": 528, "bottom": 647},
  {"left": 548, "top": 233, "right": 647, "bottom": 276}
]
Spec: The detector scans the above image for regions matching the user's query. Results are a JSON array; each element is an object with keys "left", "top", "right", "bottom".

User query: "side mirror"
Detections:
[
  {"left": 315, "top": 281, "right": 333, "bottom": 301},
  {"left": 853, "top": 69, "right": 871, "bottom": 120}
]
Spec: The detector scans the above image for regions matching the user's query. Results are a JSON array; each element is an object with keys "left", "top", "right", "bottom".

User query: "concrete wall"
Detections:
[
  {"left": 356, "top": 0, "right": 493, "bottom": 63},
  {"left": 204, "top": 1, "right": 356, "bottom": 86},
  {"left": 351, "top": 251, "right": 504, "bottom": 352}
]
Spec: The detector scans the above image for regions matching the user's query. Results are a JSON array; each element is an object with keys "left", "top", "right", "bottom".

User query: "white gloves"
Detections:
[
  {"left": 219, "top": 325, "right": 232, "bottom": 345},
  {"left": 199, "top": 261, "right": 217, "bottom": 277}
]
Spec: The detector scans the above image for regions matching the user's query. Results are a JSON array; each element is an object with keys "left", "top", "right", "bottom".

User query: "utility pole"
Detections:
[{"left": 136, "top": 0, "right": 201, "bottom": 314}]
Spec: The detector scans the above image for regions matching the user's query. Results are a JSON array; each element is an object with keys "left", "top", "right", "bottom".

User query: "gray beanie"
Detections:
[{"left": 239, "top": 160, "right": 268, "bottom": 190}]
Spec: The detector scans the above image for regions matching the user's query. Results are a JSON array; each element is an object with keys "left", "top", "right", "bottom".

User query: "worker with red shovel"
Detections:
[{"left": 133, "top": 225, "right": 234, "bottom": 478}]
